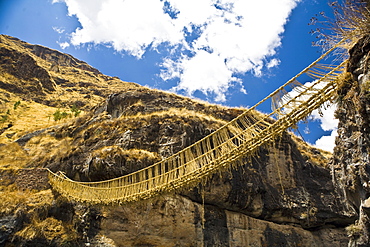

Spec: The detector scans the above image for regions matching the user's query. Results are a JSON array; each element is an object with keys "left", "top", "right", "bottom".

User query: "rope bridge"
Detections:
[{"left": 47, "top": 43, "right": 347, "bottom": 205}]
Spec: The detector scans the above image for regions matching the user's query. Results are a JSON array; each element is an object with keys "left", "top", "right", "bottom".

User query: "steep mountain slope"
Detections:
[
  {"left": 0, "top": 34, "right": 140, "bottom": 145},
  {"left": 0, "top": 35, "right": 355, "bottom": 246}
]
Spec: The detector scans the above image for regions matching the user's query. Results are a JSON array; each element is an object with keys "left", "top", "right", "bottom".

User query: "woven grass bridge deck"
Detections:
[{"left": 47, "top": 43, "right": 347, "bottom": 205}]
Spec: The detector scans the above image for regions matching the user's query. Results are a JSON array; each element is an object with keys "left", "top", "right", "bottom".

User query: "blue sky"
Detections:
[{"left": 0, "top": 0, "right": 340, "bottom": 151}]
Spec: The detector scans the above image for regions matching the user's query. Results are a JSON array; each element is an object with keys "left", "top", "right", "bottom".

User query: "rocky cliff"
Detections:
[
  {"left": 332, "top": 34, "right": 370, "bottom": 247},
  {"left": 0, "top": 33, "right": 366, "bottom": 246}
]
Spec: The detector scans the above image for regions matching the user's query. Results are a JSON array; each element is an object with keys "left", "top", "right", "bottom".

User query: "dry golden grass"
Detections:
[
  {"left": 123, "top": 149, "right": 159, "bottom": 161},
  {"left": 0, "top": 143, "right": 29, "bottom": 169},
  {"left": 315, "top": 0, "right": 370, "bottom": 54},
  {"left": 92, "top": 146, "right": 159, "bottom": 161},
  {"left": 120, "top": 107, "right": 230, "bottom": 125},
  {"left": 336, "top": 72, "right": 354, "bottom": 91},
  {"left": 15, "top": 217, "right": 78, "bottom": 244},
  {"left": 334, "top": 71, "right": 366, "bottom": 115},
  {"left": 0, "top": 90, "right": 75, "bottom": 144},
  {"left": 291, "top": 134, "right": 332, "bottom": 167},
  {"left": 0, "top": 131, "right": 73, "bottom": 169},
  {"left": 0, "top": 183, "right": 77, "bottom": 244},
  {"left": 346, "top": 223, "right": 364, "bottom": 238},
  {"left": 24, "top": 135, "right": 73, "bottom": 165},
  {"left": 0, "top": 186, "right": 53, "bottom": 217},
  {"left": 0, "top": 36, "right": 29, "bottom": 56},
  {"left": 0, "top": 92, "right": 78, "bottom": 168},
  {"left": 0, "top": 185, "right": 32, "bottom": 216}
]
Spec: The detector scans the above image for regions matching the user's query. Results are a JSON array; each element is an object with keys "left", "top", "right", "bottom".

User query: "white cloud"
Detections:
[
  {"left": 314, "top": 129, "right": 338, "bottom": 152},
  {"left": 56, "top": 0, "right": 300, "bottom": 101},
  {"left": 171, "top": 50, "right": 240, "bottom": 102},
  {"left": 52, "top": 26, "right": 65, "bottom": 34},
  {"left": 311, "top": 104, "right": 338, "bottom": 132},
  {"left": 267, "top": 58, "right": 281, "bottom": 69},
  {"left": 168, "top": 0, "right": 219, "bottom": 28},
  {"left": 61, "top": 0, "right": 184, "bottom": 57},
  {"left": 165, "top": 0, "right": 300, "bottom": 98},
  {"left": 310, "top": 103, "right": 338, "bottom": 152},
  {"left": 57, "top": 41, "right": 70, "bottom": 49}
]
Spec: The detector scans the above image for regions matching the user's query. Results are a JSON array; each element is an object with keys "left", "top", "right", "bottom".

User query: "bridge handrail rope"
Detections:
[{"left": 47, "top": 41, "right": 347, "bottom": 204}]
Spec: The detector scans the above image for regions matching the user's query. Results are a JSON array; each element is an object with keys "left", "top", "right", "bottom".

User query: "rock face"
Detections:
[
  {"left": 29, "top": 43, "right": 100, "bottom": 74},
  {"left": 332, "top": 35, "right": 370, "bottom": 246},
  {"left": 100, "top": 195, "right": 348, "bottom": 247},
  {"left": 0, "top": 45, "right": 56, "bottom": 94},
  {"left": 0, "top": 216, "right": 21, "bottom": 246}
]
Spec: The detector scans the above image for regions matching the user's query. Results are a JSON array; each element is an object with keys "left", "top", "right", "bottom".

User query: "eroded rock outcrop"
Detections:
[
  {"left": 333, "top": 34, "right": 370, "bottom": 246},
  {"left": 0, "top": 45, "right": 56, "bottom": 94},
  {"left": 100, "top": 195, "right": 349, "bottom": 247}
]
